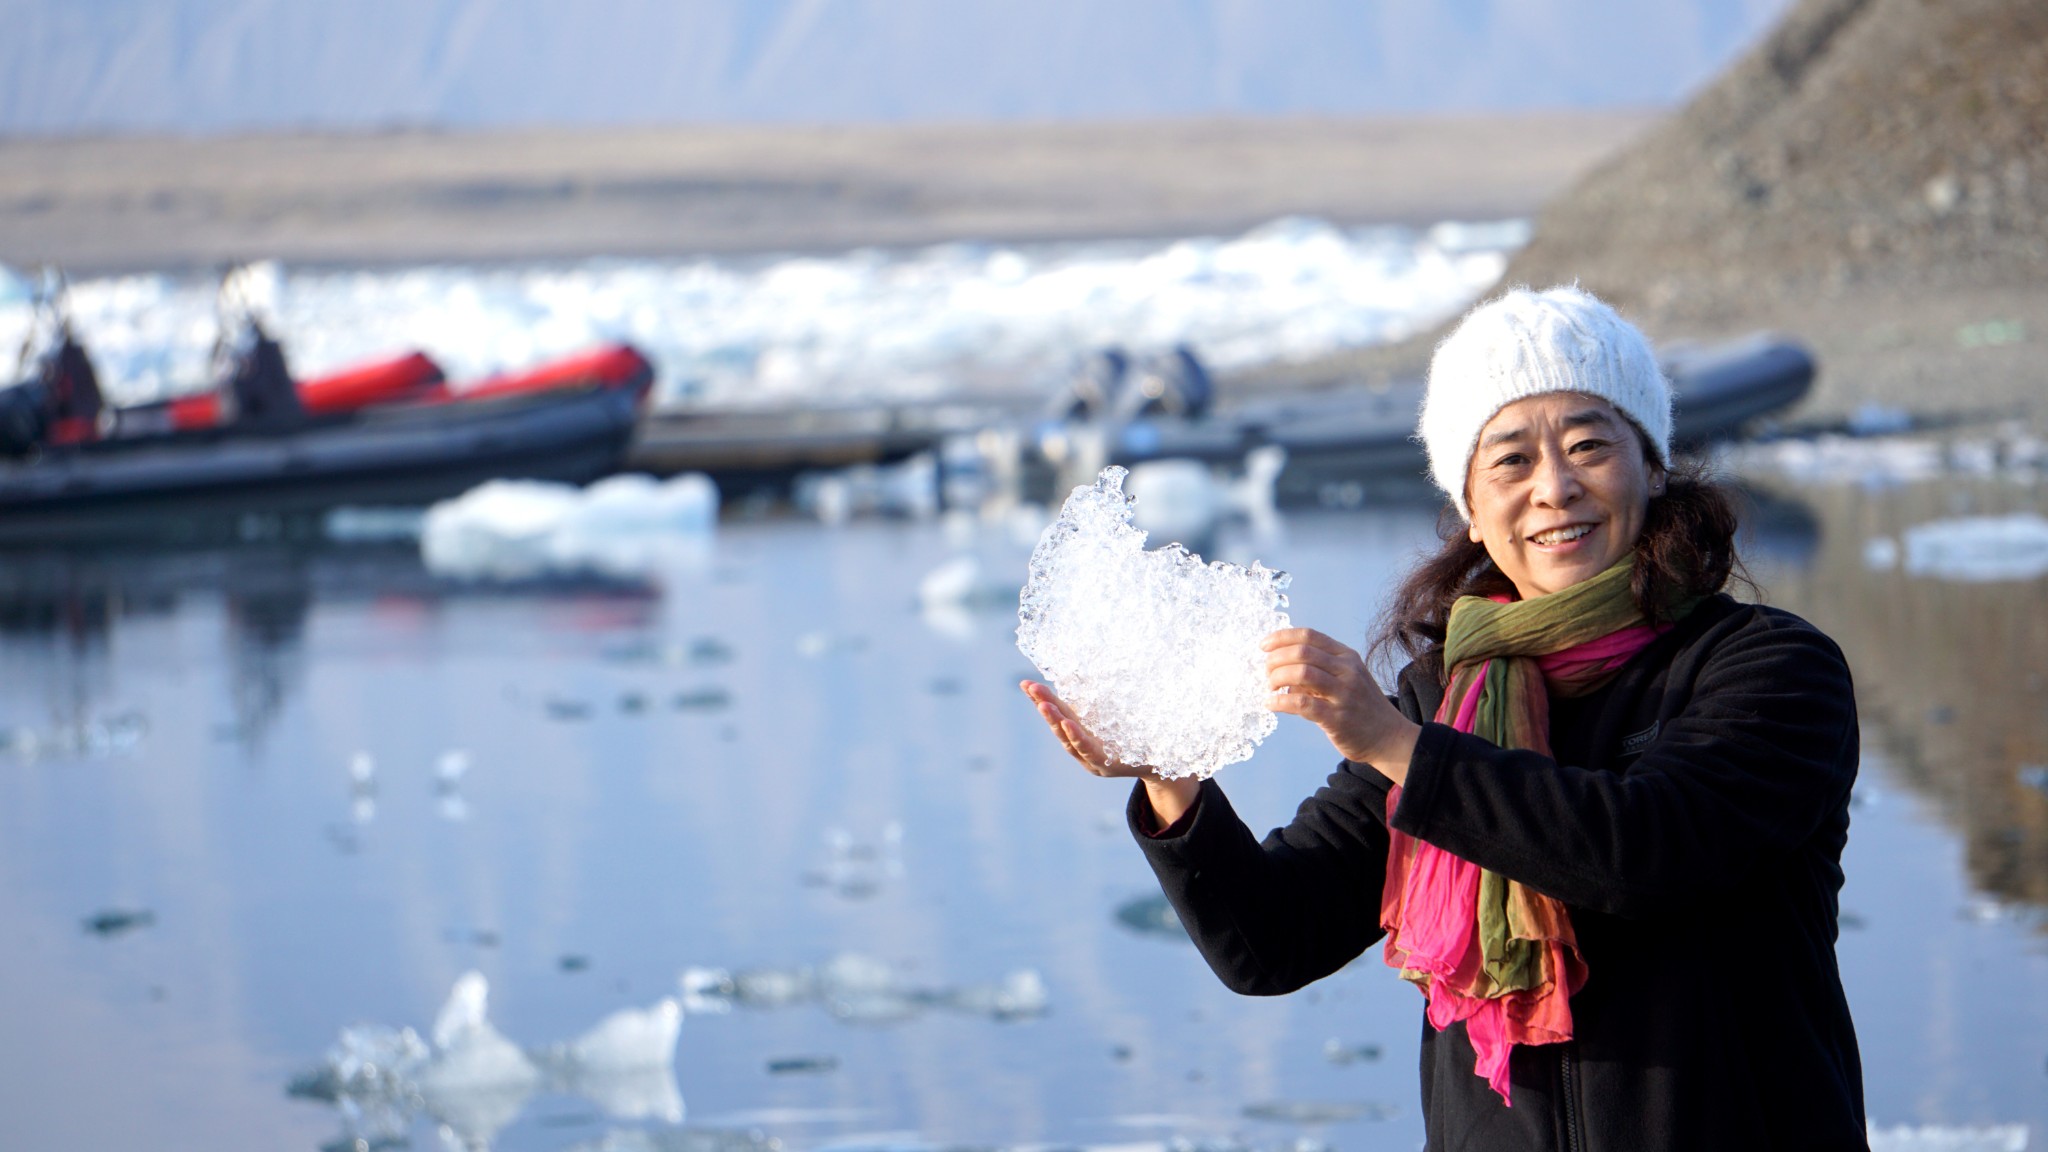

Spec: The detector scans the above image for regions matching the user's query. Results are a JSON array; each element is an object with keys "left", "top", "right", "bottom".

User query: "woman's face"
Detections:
[{"left": 1464, "top": 392, "right": 1664, "bottom": 600}]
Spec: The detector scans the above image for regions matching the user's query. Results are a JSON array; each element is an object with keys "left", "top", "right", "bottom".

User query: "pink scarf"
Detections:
[{"left": 1380, "top": 571, "right": 1668, "bottom": 1105}]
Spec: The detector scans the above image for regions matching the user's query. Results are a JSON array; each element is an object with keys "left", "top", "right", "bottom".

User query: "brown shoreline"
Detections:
[{"left": 0, "top": 113, "right": 1657, "bottom": 275}]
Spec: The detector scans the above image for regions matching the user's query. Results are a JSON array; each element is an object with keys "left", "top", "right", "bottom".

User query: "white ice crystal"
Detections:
[{"left": 1017, "top": 466, "right": 1291, "bottom": 780}]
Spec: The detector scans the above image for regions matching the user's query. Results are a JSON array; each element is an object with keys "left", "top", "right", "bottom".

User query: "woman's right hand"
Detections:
[{"left": 1020, "top": 680, "right": 1201, "bottom": 826}]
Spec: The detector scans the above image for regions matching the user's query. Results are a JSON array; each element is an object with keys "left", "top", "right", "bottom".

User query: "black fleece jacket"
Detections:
[{"left": 1129, "top": 594, "right": 1868, "bottom": 1152}]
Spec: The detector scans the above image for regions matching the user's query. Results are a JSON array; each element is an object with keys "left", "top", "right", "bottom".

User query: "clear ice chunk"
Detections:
[{"left": 1017, "top": 466, "right": 1291, "bottom": 780}]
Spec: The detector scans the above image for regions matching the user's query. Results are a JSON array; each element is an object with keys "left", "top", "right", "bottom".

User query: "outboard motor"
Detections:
[
  {"left": 219, "top": 320, "right": 304, "bottom": 427},
  {"left": 1045, "top": 347, "right": 1129, "bottom": 422},
  {"left": 0, "top": 328, "right": 105, "bottom": 453},
  {"left": 0, "top": 379, "right": 43, "bottom": 456},
  {"left": 42, "top": 330, "right": 104, "bottom": 433},
  {"left": 1113, "top": 344, "right": 1214, "bottom": 422}
]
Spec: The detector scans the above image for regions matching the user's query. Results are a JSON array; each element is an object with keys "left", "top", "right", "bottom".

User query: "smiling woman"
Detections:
[
  {"left": 1024, "top": 286, "right": 1869, "bottom": 1151},
  {"left": 1463, "top": 396, "right": 1663, "bottom": 598}
]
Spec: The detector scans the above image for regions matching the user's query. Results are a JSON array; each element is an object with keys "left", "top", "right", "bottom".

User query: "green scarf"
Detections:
[{"left": 1382, "top": 558, "right": 1696, "bottom": 1101}]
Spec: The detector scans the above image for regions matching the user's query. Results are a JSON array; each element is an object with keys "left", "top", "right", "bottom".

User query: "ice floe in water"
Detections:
[
  {"left": 0, "top": 711, "right": 147, "bottom": 763},
  {"left": 1867, "top": 1124, "right": 2029, "bottom": 1152},
  {"left": 420, "top": 472, "right": 718, "bottom": 581},
  {"left": 1894, "top": 514, "right": 2048, "bottom": 582},
  {"left": 290, "top": 969, "right": 682, "bottom": 1148},
  {"left": 1017, "top": 466, "right": 1290, "bottom": 780},
  {"left": 1125, "top": 446, "right": 1288, "bottom": 546},
  {"left": 1720, "top": 428, "right": 2048, "bottom": 488},
  {"left": 0, "top": 217, "right": 1518, "bottom": 409},
  {"left": 677, "top": 952, "right": 1048, "bottom": 1024}
]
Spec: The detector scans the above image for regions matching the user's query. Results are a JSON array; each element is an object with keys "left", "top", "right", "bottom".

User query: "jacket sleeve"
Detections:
[
  {"left": 1390, "top": 611, "right": 1858, "bottom": 919},
  {"left": 1128, "top": 759, "right": 1397, "bottom": 996}
]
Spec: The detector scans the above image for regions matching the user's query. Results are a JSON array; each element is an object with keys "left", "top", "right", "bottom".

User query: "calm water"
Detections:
[{"left": 0, "top": 482, "right": 2044, "bottom": 1151}]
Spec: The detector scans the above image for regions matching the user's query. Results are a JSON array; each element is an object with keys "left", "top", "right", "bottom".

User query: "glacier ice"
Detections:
[
  {"left": 676, "top": 952, "right": 1049, "bottom": 1024},
  {"left": 0, "top": 218, "right": 1518, "bottom": 411},
  {"left": 291, "top": 969, "right": 684, "bottom": 1147},
  {"left": 1016, "top": 466, "right": 1290, "bottom": 780},
  {"left": 419, "top": 472, "right": 718, "bottom": 581},
  {"left": 1901, "top": 513, "right": 2048, "bottom": 582}
]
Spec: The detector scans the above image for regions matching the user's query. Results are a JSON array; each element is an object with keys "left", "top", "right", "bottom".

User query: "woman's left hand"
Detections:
[{"left": 1262, "top": 628, "right": 1421, "bottom": 783}]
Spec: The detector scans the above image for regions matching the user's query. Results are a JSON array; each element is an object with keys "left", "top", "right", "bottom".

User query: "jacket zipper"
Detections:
[{"left": 1561, "top": 1044, "right": 1586, "bottom": 1152}]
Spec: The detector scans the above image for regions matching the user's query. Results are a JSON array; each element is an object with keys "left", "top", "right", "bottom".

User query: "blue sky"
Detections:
[{"left": 0, "top": 0, "right": 1792, "bottom": 134}]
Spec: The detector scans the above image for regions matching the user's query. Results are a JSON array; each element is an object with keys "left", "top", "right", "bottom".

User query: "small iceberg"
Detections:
[
  {"left": 533, "top": 997, "right": 686, "bottom": 1122},
  {"left": 420, "top": 472, "right": 718, "bottom": 581},
  {"left": 677, "top": 952, "right": 1048, "bottom": 1024},
  {"left": 1125, "top": 445, "right": 1286, "bottom": 546},
  {"left": 290, "top": 969, "right": 684, "bottom": 1149},
  {"left": 1901, "top": 513, "right": 2048, "bottom": 582}
]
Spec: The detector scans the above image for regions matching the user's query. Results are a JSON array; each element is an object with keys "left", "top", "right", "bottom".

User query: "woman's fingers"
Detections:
[
  {"left": 1022, "top": 681, "right": 1115, "bottom": 773},
  {"left": 1262, "top": 627, "right": 1357, "bottom": 658},
  {"left": 1265, "top": 642, "right": 1371, "bottom": 703},
  {"left": 1266, "top": 662, "right": 1344, "bottom": 696},
  {"left": 1266, "top": 690, "right": 1331, "bottom": 723}
]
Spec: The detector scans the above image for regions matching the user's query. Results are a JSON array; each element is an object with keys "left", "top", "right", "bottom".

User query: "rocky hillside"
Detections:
[
  {"left": 1262, "top": 0, "right": 2047, "bottom": 423},
  {"left": 1503, "top": 0, "right": 2048, "bottom": 325}
]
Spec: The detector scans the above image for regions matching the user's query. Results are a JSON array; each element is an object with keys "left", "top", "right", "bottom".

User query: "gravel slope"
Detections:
[{"left": 1263, "top": 0, "right": 2048, "bottom": 425}]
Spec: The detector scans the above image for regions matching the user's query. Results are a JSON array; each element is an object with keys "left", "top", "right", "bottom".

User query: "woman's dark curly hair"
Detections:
[{"left": 1369, "top": 452, "right": 1754, "bottom": 684}]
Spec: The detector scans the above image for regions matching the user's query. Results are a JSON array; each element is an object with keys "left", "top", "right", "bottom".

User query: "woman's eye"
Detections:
[
  {"left": 1569, "top": 438, "right": 1608, "bottom": 455},
  {"left": 1491, "top": 453, "right": 1528, "bottom": 468}
]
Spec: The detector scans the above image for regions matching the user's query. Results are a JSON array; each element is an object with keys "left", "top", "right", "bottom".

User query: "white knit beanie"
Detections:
[{"left": 1419, "top": 285, "right": 1671, "bottom": 522}]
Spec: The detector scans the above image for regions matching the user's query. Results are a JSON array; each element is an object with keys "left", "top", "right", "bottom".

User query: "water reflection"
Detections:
[
  {"left": 0, "top": 541, "right": 660, "bottom": 751},
  {"left": 1754, "top": 479, "right": 2048, "bottom": 914},
  {"left": 1, "top": 480, "right": 2045, "bottom": 1149}
]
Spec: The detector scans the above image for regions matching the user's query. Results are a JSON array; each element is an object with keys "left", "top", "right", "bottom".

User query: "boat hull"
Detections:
[{"left": 0, "top": 386, "right": 640, "bottom": 545}]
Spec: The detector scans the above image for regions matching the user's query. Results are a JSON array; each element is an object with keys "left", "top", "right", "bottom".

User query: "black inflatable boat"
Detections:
[{"left": 0, "top": 326, "right": 654, "bottom": 545}]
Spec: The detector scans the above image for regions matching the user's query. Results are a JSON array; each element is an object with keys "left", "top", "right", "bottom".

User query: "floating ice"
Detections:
[
  {"left": 435, "top": 749, "right": 471, "bottom": 789},
  {"left": 1242, "top": 1099, "right": 1399, "bottom": 1122},
  {"left": 1867, "top": 1124, "right": 2029, "bottom": 1152},
  {"left": 1125, "top": 460, "right": 1221, "bottom": 544},
  {"left": 806, "top": 822, "right": 905, "bottom": 900},
  {"left": 943, "top": 969, "right": 1050, "bottom": 1021},
  {"left": 0, "top": 218, "right": 1520, "bottom": 410},
  {"left": 919, "top": 556, "right": 977, "bottom": 611},
  {"left": 1017, "top": 467, "right": 1290, "bottom": 780},
  {"left": 291, "top": 969, "right": 685, "bottom": 1148},
  {"left": 1124, "top": 446, "right": 1289, "bottom": 545},
  {"left": 348, "top": 750, "right": 377, "bottom": 824},
  {"left": 420, "top": 473, "right": 718, "bottom": 581},
  {"left": 794, "top": 453, "right": 940, "bottom": 524},
  {"left": 1721, "top": 436, "right": 1947, "bottom": 487},
  {"left": 566, "top": 1127, "right": 782, "bottom": 1152},
  {"left": 533, "top": 997, "right": 685, "bottom": 1123},
  {"left": 1901, "top": 514, "right": 2048, "bottom": 582},
  {"left": 0, "top": 711, "right": 148, "bottom": 763},
  {"left": 676, "top": 953, "right": 1048, "bottom": 1025},
  {"left": 917, "top": 554, "right": 1022, "bottom": 639},
  {"left": 1322, "top": 1038, "right": 1384, "bottom": 1065},
  {"left": 1720, "top": 430, "right": 2048, "bottom": 487}
]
